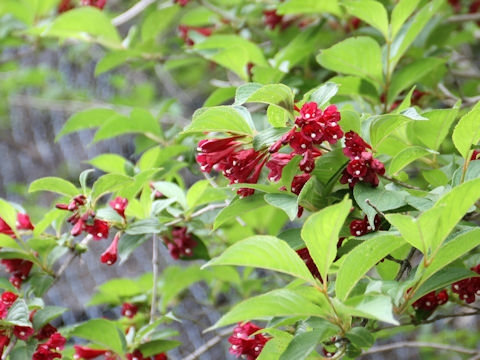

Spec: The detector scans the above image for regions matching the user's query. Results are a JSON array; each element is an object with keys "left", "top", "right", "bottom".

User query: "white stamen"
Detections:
[
  {"left": 425, "top": 301, "right": 431, "bottom": 306},
  {"left": 125, "top": 310, "right": 132, "bottom": 316},
  {"left": 355, "top": 156, "right": 360, "bottom": 160},
  {"left": 355, "top": 170, "right": 360, "bottom": 175},
  {"left": 233, "top": 160, "right": 237, "bottom": 166},
  {"left": 115, "top": 204, "right": 121, "bottom": 209},
  {"left": 305, "top": 113, "right": 311, "bottom": 119},
  {"left": 331, "top": 122, "right": 337, "bottom": 126},
  {"left": 201, "top": 165, "right": 208, "bottom": 171},
  {"left": 359, "top": 177, "right": 363, "bottom": 181},
  {"left": 305, "top": 167, "right": 311, "bottom": 171},
  {"left": 291, "top": 187, "right": 296, "bottom": 192},
  {"left": 356, "top": 231, "right": 361, "bottom": 236},
  {"left": 311, "top": 133, "right": 316, "bottom": 138},
  {"left": 301, "top": 144, "right": 306, "bottom": 149},
  {"left": 185, "top": 248, "right": 191, "bottom": 254},
  {"left": 197, "top": 147, "right": 202, "bottom": 152},
  {"left": 454, "top": 284, "right": 460, "bottom": 290},
  {"left": 254, "top": 346, "right": 260, "bottom": 351},
  {"left": 332, "top": 135, "right": 337, "bottom": 139},
  {"left": 367, "top": 226, "right": 372, "bottom": 231},
  {"left": 107, "top": 260, "right": 112, "bottom": 265},
  {"left": 232, "top": 345, "right": 238, "bottom": 350},
  {"left": 234, "top": 180, "right": 239, "bottom": 184},
  {"left": 15, "top": 221, "right": 20, "bottom": 227},
  {"left": 97, "top": 233, "right": 103, "bottom": 238},
  {"left": 348, "top": 178, "right": 352, "bottom": 183},
  {"left": 226, "top": 169, "right": 232, "bottom": 174},
  {"left": 20, "top": 332, "right": 25, "bottom": 336},
  {"left": 133, "top": 357, "right": 139, "bottom": 360}
]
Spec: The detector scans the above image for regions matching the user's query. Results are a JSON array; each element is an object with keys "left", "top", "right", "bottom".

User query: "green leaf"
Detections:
[
  {"left": 278, "top": 0, "right": 341, "bottom": 16},
  {"left": 32, "top": 306, "right": 67, "bottom": 330},
  {"left": 309, "top": 82, "right": 339, "bottom": 107},
  {"left": 452, "top": 101, "right": 480, "bottom": 158},
  {"left": 385, "top": 213, "right": 428, "bottom": 254},
  {"left": 204, "top": 87, "right": 236, "bottom": 107},
  {"left": 151, "top": 181, "right": 187, "bottom": 209},
  {"left": 55, "top": 108, "right": 117, "bottom": 140},
  {"left": 214, "top": 194, "right": 266, "bottom": 230},
  {"left": 253, "top": 127, "right": 290, "bottom": 151},
  {"left": 311, "top": 148, "right": 349, "bottom": 184},
  {"left": 3, "top": 299, "right": 30, "bottom": 327},
  {"left": 279, "top": 328, "right": 335, "bottom": 360},
  {"left": 44, "top": 7, "right": 121, "bottom": 48},
  {"left": 343, "top": 0, "right": 389, "bottom": 39},
  {"left": 317, "top": 37, "right": 383, "bottom": 84},
  {"left": 210, "top": 289, "right": 329, "bottom": 330},
  {"left": 390, "top": 0, "right": 422, "bottom": 40},
  {"left": 93, "top": 108, "right": 161, "bottom": 143},
  {"left": 91, "top": 174, "right": 133, "bottom": 201},
  {"left": 204, "top": 235, "right": 315, "bottom": 284},
  {"left": 301, "top": 197, "right": 352, "bottom": 281},
  {"left": 184, "top": 106, "right": 254, "bottom": 135},
  {"left": 345, "top": 327, "right": 375, "bottom": 349},
  {"left": 71, "top": 319, "right": 125, "bottom": 355},
  {"left": 411, "top": 105, "right": 459, "bottom": 151},
  {"left": 353, "top": 183, "right": 407, "bottom": 227},
  {"left": 264, "top": 193, "right": 299, "bottom": 221},
  {"left": 340, "top": 294, "right": 398, "bottom": 325},
  {"left": 0, "top": 234, "right": 22, "bottom": 251},
  {"left": 418, "top": 228, "right": 480, "bottom": 285},
  {"left": 95, "top": 50, "right": 139, "bottom": 76},
  {"left": 29, "top": 177, "right": 79, "bottom": 197},
  {"left": 98, "top": 278, "right": 144, "bottom": 297},
  {"left": 389, "top": 146, "right": 435, "bottom": 175},
  {"left": 235, "top": 83, "right": 294, "bottom": 115},
  {"left": 88, "top": 154, "right": 129, "bottom": 174},
  {"left": 267, "top": 105, "right": 291, "bottom": 128},
  {"left": 389, "top": 0, "right": 443, "bottom": 70},
  {"left": 388, "top": 58, "right": 445, "bottom": 104},
  {"left": 141, "top": 6, "right": 179, "bottom": 42},
  {"left": 138, "top": 340, "right": 182, "bottom": 357},
  {"left": 336, "top": 235, "right": 406, "bottom": 300}
]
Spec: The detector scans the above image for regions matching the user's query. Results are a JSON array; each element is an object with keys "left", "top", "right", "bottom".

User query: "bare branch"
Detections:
[
  {"left": 150, "top": 234, "right": 159, "bottom": 324},
  {"left": 1, "top": 337, "right": 16, "bottom": 360},
  {"left": 394, "top": 247, "right": 416, "bottom": 281},
  {"left": 361, "top": 341, "right": 479, "bottom": 357},
  {"left": 183, "top": 326, "right": 235, "bottom": 360},
  {"left": 380, "top": 173, "right": 422, "bottom": 191},
  {"left": 112, "top": 0, "right": 157, "bottom": 26},
  {"left": 365, "top": 199, "right": 386, "bottom": 218},
  {"left": 447, "top": 13, "right": 480, "bottom": 23}
]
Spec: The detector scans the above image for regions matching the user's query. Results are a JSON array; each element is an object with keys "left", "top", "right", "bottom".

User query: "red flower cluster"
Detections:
[
  {"left": 471, "top": 150, "right": 480, "bottom": 161},
  {"left": 349, "top": 215, "right": 381, "bottom": 237},
  {"left": 73, "top": 346, "right": 110, "bottom": 359},
  {"left": 81, "top": 0, "right": 107, "bottom": 9},
  {"left": 197, "top": 136, "right": 268, "bottom": 198},
  {"left": 412, "top": 289, "right": 448, "bottom": 311},
  {"left": 56, "top": 195, "right": 109, "bottom": 240},
  {"left": 178, "top": 25, "right": 212, "bottom": 46},
  {"left": 162, "top": 227, "right": 197, "bottom": 260},
  {"left": 33, "top": 332, "right": 66, "bottom": 360},
  {"left": 340, "top": 131, "right": 385, "bottom": 188},
  {"left": 1, "top": 259, "right": 34, "bottom": 289},
  {"left": 452, "top": 264, "right": 480, "bottom": 303},
  {"left": 0, "top": 292, "right": 17, "bottom": 319},
  {"left": 228, "top": 322, "right": 271, "bottom": 360},
  {"left": 101, "top": 232, "right": 120, "bottom": 266},
  {"left": 121, "top": 303, "right": 138, "bottom": 319}
]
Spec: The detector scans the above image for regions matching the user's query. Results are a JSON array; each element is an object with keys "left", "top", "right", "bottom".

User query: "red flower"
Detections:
[
  {"left": 1, "top": 291, "right": 17, "bottom": 307},
  {"left": 0, "top": 334, "right": 9, "bottom": 358},
  {"left": 35, "top": 324, "right": 58, "bottom": 341},
  {"left": 340, "top": 151, "right": 385, "bottom": 188},
  {"left": 127, "top": 350, "right": 146, "bottom": 360},
  {"left": 197, "top": 137, "right": 242, "bottom": 173},
  {"left": 0, "top": 218, "right": 14, "bottom": 237},
  {"left": 163, "top": 227, "right": 197, "bottom": 260},
  {"left": 175, "top": 0, "right": 191, "bottom": 5},
  {"left": 101, "top": 233, "right": 120, "bottom": 265},
  {"left": 349, "top": 215, "right": 381, "bottom": 237},
  {"left": 1, "top": 259, "right": 34, "bottom": 288},
  {"left": 121, "top": 303, "right": 138, "bottom": 319},
  {"left": 32, "top": 344, "right": 62, "bottom": 360},
  {"left": 73, "top": 345, "right": 108, "bottom": 359},
  {"left": 291, "top": 174, "right": 311, "bottom": 195},
  {"left": 471, "top": 150, "right": 480, "bottom": 161},
  {"left": 16, "top": 213, "right": 34, "bottom": 230},
  {"left": 81, "top": 0, "right": 107, "bottom": 9},
  {"left": 45, "top": 333, "right": 66, "bottom": 351},
  {"left": 13, "top": 326, "right": 35, "bottom": 340},
  {"left": 296, "top": 248, "right": 321, "bottom": 280},
  {"left": 412, "top": 290, "right": 449, "bottom": 312},
  {"left": 263, "top": 10, "right": 284, "bottom": 30},
  {"left": 228, "top": 322, "right": 271, "bottom": 360},
  {"left": 110, "top": 197, "right": 128, "bottom": 219},
  {"left": 178, "top": 25, "right": 213, "bottom": 46},
  {"left": 452, "top": 265, "right": 480, "bottom": 304},
  {"left": 58, "top": 0, "right": 74, "bottom": 13},
  {"left": 0, "top": 303, "right": 8, "bottom": 320},
  {"left": 153, "top": 354, "right": 168, "bottom": 360},
  {"left": 85, "top": 218, "right": 109, "bottom": 241},
  {"left": 266, "top": 153, "right": 293, "bottom": 182},
  {"left": 343, "top": 131, "right": 371, "bottom": 159}
]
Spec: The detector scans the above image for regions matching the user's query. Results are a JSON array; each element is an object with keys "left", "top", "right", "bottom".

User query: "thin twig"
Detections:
[
  {"left": 361, "top": 341, "right": 479, "bottom": 356},
  {"left": 394, "top": 247, "right": 416, "bottom": 281},
  {"left": 112, "top": 0, "right": 157, "bottom": 26},
  {"left": 385, "top": 255, "right": 403, "bottom": 265},
  {"left": 1, "top": 337, "right": 16, "bottom": 360},
  {"left": 448, "top": 12, "right": 480, "bottom": 23},
  {"left": 183, "top": 326, "right": 235, "bottom": 360},
  {"left": 164, "top": 203, "right": 228, "bottom": 227},
  {"left": 380, "top": 174, "right": 422, "bottom": 191},
  {"left": 365, "top": 199, "right": 386, "bottom": 218},
  {"left": 150, "top": 234, "right": 159, "bottom": 324},
  {"left": 197, "top": 0, "right": 236, "bottom": 22},
  {"left": 437, "top": 83, "right": 480, "bottom": 106},
  {"left": 54, "top": 235, "right": 93, "bottom": 284}
]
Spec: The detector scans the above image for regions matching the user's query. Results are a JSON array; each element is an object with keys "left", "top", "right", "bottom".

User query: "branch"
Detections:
[
  {"left": 54, "top": 235, "right": 93, "bottom": 282},
  {"left": 361, "top": 341, "right": 479, "bottom": 357},
  {"left": 447, "top": 13, "right": 480, "bottom": 23},
  {"left": 150, "top": 234, "right": 159, "bottom": 324},
  {"left": 380, "top": 174, "right": 422, "bottom": 191},
  {"left": 365, "top": 199, "right": 385, "bottom": 218},
  {"left": 112, "top": 0, "right": 157, "bottom": 26},
  {"left": 1, "top": 337, "right": 16, "bottom": 360},
  {"left": 437, "top": 83, "right": 480, "bottom": 106},
  {"left": 183, "top": 326, "right": 235, "bottom": 360},
  {"left": 197, "top": 0, "right": 236, "bottom": 23},
  {"left": 164, "top": 203, "right": 228, "bottom": 227},
  {"left": 394, "top": 247, "right": 416, "bottom": 281}
]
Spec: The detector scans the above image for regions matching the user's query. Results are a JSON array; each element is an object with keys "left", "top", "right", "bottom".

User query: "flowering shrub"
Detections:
[{"left": 1, "top": 0, "right": 480, "bottom": 359}]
